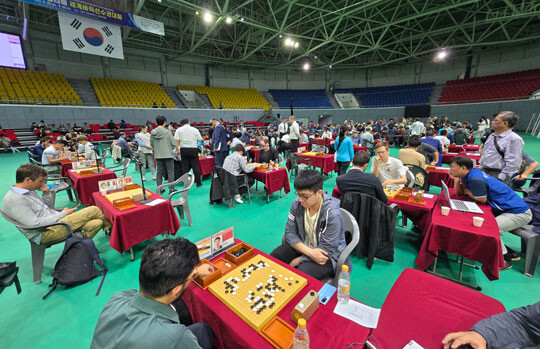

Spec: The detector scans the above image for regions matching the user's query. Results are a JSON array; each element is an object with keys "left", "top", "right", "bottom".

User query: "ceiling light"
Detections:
[
  {"left": 434, "top": 49, "right": 449, "bottom": 62},
  {"left": 279, "top": 34, "right": 282, "bottom": 38},
  {"left": 314, "top": 56, "right": 317, "bottom": 59},
  {"left": 203, "top": 12, "right": 213, "bottom": 23},
  {"left": 303, "top": 62, "right": 310, "bottom": 70},
  {"left": 225, "top": 16, "right": 233, "bottom": 24},
  {"left": 294, "top": 42, "right": 299, "bottom": 48},
  {"left": 240, "top": 17, "right": 244, "bottom": 21},
  {"left": 157, "top": 0, "right": 162, "bottom": 3},
  {"left": 285, "top": 38, "right": 292, "bottom": 46},
  {"left": 195, "top": 10, "right": 199, "bottom": 15},
  {"left": 329, "top": 65, "right": 332, "bottom": 69}
]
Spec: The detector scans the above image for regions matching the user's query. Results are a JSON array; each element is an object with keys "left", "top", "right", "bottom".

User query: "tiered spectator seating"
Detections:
[
  {"left": 269, "top": 89, "right": 333, "bottom": 109},
  {"left": 0, "top": 67, "right": 82, "bottom": 105},
  {"left": 92, "top": 78, "right": 175, "bottom": 108},
  {"left": 438, "top": 69, "right": 540, "bottom": 104},
  {"left": 178, "top": 84, "right": 272, "bottom": 110},
  {"left": 336, "top": 83, "right": 434, "bottom": 107}
]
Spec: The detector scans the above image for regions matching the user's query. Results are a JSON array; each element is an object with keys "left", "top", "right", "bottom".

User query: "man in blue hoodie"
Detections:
[{"left": 270, "top": 169, "right": 348, "bottom": 280}]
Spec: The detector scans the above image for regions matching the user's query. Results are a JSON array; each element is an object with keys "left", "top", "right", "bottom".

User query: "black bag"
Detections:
[
  {"left": 0, "top": 262, "right": 21, "bottom": 295},
  {"left": 43, "top": 236, "right": 107, "bottom": 300}
]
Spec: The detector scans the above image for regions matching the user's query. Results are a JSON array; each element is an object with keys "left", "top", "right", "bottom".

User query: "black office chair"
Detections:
[{"left": 405, "top": 164, "right": 429, "bottom": 191}]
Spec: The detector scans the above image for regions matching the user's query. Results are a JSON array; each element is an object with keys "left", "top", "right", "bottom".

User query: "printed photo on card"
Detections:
[{"left": 211, "top": 227, "right": 235, "bottom": 254}]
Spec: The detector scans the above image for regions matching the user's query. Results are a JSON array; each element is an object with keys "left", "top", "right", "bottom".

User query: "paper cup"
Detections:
[
  {"left": 473, "top": 216, "right": 484, "bottom": 227},
  {"left": 441, "top": 206, "right": 450, "bottom": 216}
]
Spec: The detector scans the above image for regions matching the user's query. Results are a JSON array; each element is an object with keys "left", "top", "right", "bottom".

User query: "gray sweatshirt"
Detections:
[{"left": 150, "top": 127, "right": 175, "bottom": 159}]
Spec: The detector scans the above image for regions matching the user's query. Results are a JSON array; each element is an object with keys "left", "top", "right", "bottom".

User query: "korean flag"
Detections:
[{"left": 58, "top": 11, "right": 124, "bottom": 60}]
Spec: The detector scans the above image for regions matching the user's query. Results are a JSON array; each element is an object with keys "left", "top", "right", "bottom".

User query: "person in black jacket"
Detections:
[
  {"left": 336, "top": 151, "right": 388, "bottom": 204},
  {"left": 258, "top": 138, "right": 279, "bottom": 164}
]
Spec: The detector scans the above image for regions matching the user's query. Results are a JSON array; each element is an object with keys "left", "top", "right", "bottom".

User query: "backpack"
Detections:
[{"left": 43, "top": 236, "right": 107, "bottom": 300}]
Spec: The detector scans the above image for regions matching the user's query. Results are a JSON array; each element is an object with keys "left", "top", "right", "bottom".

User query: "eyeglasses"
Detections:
[{"left": 295, "top": 191, "right": 316, "bottom": 201}]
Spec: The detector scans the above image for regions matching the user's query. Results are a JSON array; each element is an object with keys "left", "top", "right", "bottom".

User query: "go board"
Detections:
[{"left": 208, "top": 255, "right": 307, "bottom": 331}]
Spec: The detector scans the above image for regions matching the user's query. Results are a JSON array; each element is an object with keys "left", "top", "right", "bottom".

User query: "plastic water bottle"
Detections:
[
  {"left": 293, "top": 318, "right": 309, "bottom": 349},
  {"left": 337, "top": 265, "right": 350, "bottom": 304}
]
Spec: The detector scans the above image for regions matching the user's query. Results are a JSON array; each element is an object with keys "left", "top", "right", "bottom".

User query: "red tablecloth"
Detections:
[
  {"left": 442, "top": 151, "right": 481, "bottom": 164},
  {"left": 353, "top": 145, "right": 368, "bottom": 153},
  {"left": 464, "top": 144, "right": 481, "bottom": 152},
  {"left": 249, "top": 167, "right": 291, "bottom": 195},
  {"left": 249, "top": 148, "right": 262, "bottom": 162},
  {"left": 416, "top": 191, "right": 504, "bottom": 281},
  {"left": 183, "top": 240, "right": 371, "bottom": 349},
  {"left": 68, "top": 169, "right": 117, "bottom": 206},
  {"left": 299, "top": 142, "right": 310, "bottom": 151},
  {"left": 199, "top": 156, "right": 215, "bottom": 176},
  {"left": 371, "top": 268, "right": 506, "bottom": 349},
  {"left": 311, "top": 138, "right": 331, "bottom": 147},
  {"left": 92, "top": 191, "right": 180, "bottom": 253},
  {"left": 288, "top": 153, "right": 336, "bottom": 174},
  {"left": 426, "top": 167, "right": 455, "bottom": 189},
  {"left": 447, "top": 145, "right": 463, "bottom": 153},
  {"left": 389, "top": 194, "right": 438, "bottom": 235},
  {"left": 332, "top": 187, "right": 437, "bottom": 235},
  {"left": 60, "top": 161, "right": 73, "bottom": 177}
]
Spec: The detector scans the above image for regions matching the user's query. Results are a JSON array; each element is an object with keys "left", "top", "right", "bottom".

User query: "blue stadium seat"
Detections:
[
  {"left": 336, "top": 82, "right": 434, "bottom": 107},
  {"left": 269, "top": 89, "right": 333, "bottom": 109}
]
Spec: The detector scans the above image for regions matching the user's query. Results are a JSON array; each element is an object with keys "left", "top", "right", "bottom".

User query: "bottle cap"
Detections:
[
  {"left": 342, "top": 265, "right": 349, "bottom": 272},
  {"left": 298, "top": 318, "right": 306, "bottom": 328}
]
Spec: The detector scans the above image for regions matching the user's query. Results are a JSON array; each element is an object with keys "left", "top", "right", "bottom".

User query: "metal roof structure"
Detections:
[{"left": 2, "top": 0, "right": 540, "bottom": 69}]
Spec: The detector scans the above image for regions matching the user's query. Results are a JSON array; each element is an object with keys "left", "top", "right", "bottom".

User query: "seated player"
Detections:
[
  {"left": 270, "top": 169, "right": 348, "bottom": 281},
  {"left": 398, "top": 135, "right": 426, "bottom": 168},
  {"left": 449, "top": 156, "right": 532, "bottom": 270},
  {"left": 3, "top": 164, "right": 111, "bottom": 244},
  {"left": 91, "top": 238, "right": 215, "bottom": 349},
  {"left": 371, "top": 142, "right": 408, "bottom": 188},
  {"left": 223, "top": 144, "right": 256, "bottom": 204},
  {"left": 76, "top": 135, "right": 97, "bottom": 160},
  {"left": 336, "top": 151, "right": 387, "bottom": 204},
  {"left": 42, "top": 140, "right": 69, "bottom": 173},
  {"left": 258, "top": 138, "right": 279, "bottom": 164},
  {"left": 442, "top": 300, "right": 540, "bottom": 349}
]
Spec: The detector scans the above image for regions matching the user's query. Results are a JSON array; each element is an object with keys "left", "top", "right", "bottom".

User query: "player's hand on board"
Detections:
[
  {"left": 197, "top": 264, "right": 215, "bottom": 277},
  {"left": 442, "top": 331, "right": 486, "bottom": 349},
  {"left": 308, "top": 248, "right": 329, "bottom": 265}
]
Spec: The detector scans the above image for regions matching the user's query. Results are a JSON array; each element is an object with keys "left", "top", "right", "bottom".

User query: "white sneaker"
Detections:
[
  {"left": 234, "top": 195, "right": 244, "bottom": 204},
  {"left": 142, "top": 176, "right": 146, "bottom": 181},
  {"left": 152, "top": 175, "right": 156, "bottom": 180}
]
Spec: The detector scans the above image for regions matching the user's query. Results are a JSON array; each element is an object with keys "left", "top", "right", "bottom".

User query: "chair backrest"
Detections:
[
  {"left": 332, "top": 208, "right": 360, "bottom": 286},
  {"left": 405, "top": 169, "right": 415, "bottom": 187},
  {"left": 170, "top": 172, "right": 195, "bottom": 201},
  {"left": 405, "top": 164, "right": 429, "bottom": 191},
  {"left": 100, "top": 148, "right": 110, "bottom": 167}
]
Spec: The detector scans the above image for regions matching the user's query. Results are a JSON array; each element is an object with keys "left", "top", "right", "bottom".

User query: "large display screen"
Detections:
[{"left": 0, "top": 32, "right": 26, "bottom": 69}]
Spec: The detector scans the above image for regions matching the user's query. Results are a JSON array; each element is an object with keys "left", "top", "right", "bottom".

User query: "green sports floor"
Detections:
[{"left": 1, "top": 134, "right": 539, "bottom": 348}]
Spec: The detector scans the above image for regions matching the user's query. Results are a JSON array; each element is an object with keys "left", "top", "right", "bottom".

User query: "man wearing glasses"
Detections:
[
  {"left": 270, "top": 170, "right": 348, "bottom": 281},
  {"left": 371, "top": 142, "right": 408, "bottom": 188},
  {"left": 479, "top": 111, "right": 524, "bottom": 185},
  {"left": 258, "top": 137, "right": 279, "bottom": 163},
  {"left": 92, "top": 238, "right": 215, "bottom": 349}
]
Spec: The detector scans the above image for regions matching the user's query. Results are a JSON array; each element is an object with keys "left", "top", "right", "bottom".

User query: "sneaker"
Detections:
[
  {"left": 196, "top": 183, "right": 203, "bottom": 187},
  {"left": 504, "top": 247, "right": 520, "bottom": 261},
  {"left": 234, "top": 195, "right": 244, "bottom": 204},
  {"left": 152, "top": 175, "right": 156, "bottom": 180},
  {"left": 142, "top": 176, "right": 146, "bottom": 181},
  {"left": 500, "top": 260, "right": 512, "bottom": 271}
]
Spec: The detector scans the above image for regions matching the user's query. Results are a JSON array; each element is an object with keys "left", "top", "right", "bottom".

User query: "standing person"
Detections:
[
  {"left": 135, "top": 126, "right": 156, "bottom": 181},
  {"left": 289, "top": 115, "right": 300, "bottom": 153},
  {"left": 278, "top": 118, "right": 288, "bottom": 139},
  {"left": 117, "top": 132, "right": 130, "bottom": 158},
  {"left": 411, "top": 118, "right": 425, "bottom": 136},
  {"left": 210, "top": 117, "right": 229, "bottom": 167},
  {"left": 334, "top": 126, "right": 354, "bottom": 176},
  {"left": 151, "top": 115, "right": 176, "bottom": 193},
  {"left": 479, "top": 111, "right": 524, "bottom": 185},
  {"left": 175, "top": 119, "right": 203, "bottom": 187},
  {"left": 449, "top": 156, "right": 532, "bottom": 269}
]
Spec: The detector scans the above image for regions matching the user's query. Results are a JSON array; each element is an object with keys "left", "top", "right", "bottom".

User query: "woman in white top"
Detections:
[
  {"left": 135, "top": 126, "right": 156, "bottom": 180},
  {"left": 321, "top": 128, "right": 333, "bottom": 139}
]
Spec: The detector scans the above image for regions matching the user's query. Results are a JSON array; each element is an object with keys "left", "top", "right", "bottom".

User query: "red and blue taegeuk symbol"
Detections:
[{"left": 83, "top": 28, "right": 104, "bottom": 46}]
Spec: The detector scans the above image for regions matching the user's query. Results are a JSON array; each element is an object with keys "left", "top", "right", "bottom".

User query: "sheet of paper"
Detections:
[
  {"left": 435, "top": 166, "right": 446, "bottom": 170},
  {"left": 423, "top": 193, "right": 434, "bottom": 199},
  {"left": 145, "top": 198, "right": 166, "bottom": 206},
  {"left": 403, "top": 340, "right": 425, "bottom": 349},
  {"left": 333, "top": 299, "right": 381, "bottom": 328}
]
